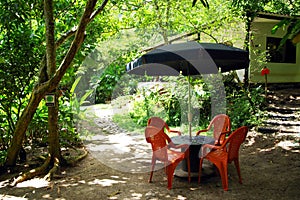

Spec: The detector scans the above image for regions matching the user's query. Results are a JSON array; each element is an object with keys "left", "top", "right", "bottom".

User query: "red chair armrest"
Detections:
[
  {"left": 170, "top": 129, "right": 182, "bottom": 136},
  {"left": 215, "top": 130, "right": 231, "bottom": 145},
  {"left": 195, "top": 129, "right": 208, "bottom": 136},
  {"left": 168, "top": 142, "right": 189, "bottom": 150},
  {"left": 200, "top": 143, "right": 221, "bottom": 157}
]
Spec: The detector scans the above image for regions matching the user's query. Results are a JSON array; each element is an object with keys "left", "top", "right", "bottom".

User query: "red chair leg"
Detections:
[
  {"left": 149, "top": 157, "right": 156, "bottom": 183},
  {"left": 217, "top": 160, "right": 228, "bottom": 191},
  {"left": 166, "top": 164, "right": 176, "bottom": 190},
  {"left": 234, "top": 159, "right": 242, "bottom": 184}
]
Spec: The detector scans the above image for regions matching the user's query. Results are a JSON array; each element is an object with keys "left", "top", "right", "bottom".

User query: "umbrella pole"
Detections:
[{"left": 188, "top": 75, "right": 192, "bottom": 139}]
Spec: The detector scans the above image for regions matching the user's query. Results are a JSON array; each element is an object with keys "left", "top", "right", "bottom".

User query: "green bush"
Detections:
[
  {"left": 223, "top": 72, "right": 266, "bottom": 129},
  {"left": 125, "top": 73, "right": 265, "bottom": 132},
  {"left": 226, "top": 84, "right": 265, "bottom": 129},
  {"left": 95, "top": 55, "right": 131, "bottom": 104},
  {"left": 129, "top": 87, "right": 169, "bottom": 126}
]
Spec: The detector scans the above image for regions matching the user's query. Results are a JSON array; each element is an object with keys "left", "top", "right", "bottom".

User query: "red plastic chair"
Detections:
[
  {"left": 198, "top": 126, "right": 248, "bottom": 191},
  {"left": 196, "top": 114, "right": 231, "bottom": 146},
  {"left": 147, "top": 117, "right": 182, "bottom": 136},
  {"left": 145, "top": 126, "right": 191, "bottom": 189}
]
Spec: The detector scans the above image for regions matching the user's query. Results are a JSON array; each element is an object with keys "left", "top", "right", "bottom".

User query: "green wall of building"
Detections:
[{"left": 250, "top": 17, "right": 300, "bottom": 83}]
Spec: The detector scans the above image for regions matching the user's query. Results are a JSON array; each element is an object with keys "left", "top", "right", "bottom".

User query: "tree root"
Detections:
[
  {"left": 44, "top": 157, "right": 60, "bottom": 181},
  {"left": 9, "top": 147, "right": 89, "bottom": 186},
  {"left": 10, "top": 156, "right": 51, "bottom": 186},
  {"left": 66, "top": 147, "right": 89, "bottom": 166}
]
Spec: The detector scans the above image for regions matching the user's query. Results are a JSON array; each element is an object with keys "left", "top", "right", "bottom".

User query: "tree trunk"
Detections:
[
  {"left": 243, "top": 11, "right": 255, "bottom": 87},
  {"left": 5, "top": 0, "right": 107, "bottom": 167},
  {"left": 44, "top": 0, "right": 62, "bottom": 164},
  {"left": 5, "top": 89, "right": 47, "bottom": 166},
  {"left": 48, "top": 91, "right": 62, "bottom": 162}
]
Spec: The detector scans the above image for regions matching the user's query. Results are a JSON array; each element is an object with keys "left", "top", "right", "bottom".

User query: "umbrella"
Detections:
[{"left": 126, "top": 41, "right": 249, "bottom": 137}]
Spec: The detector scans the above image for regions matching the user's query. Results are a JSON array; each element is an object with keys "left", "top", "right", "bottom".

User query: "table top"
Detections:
[{"left": 171, "top": 135, "right": 214, "bottom": 145}]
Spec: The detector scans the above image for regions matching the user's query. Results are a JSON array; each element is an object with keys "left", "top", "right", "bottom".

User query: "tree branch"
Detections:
[
  {"left": 50, "top": 0, "right": 104, "bottom": 89},
  {"left": 55, "top": 27, "right": 77, "bottom": 48},
  {"left": 55, "top": 0, "right": 109, "bottom": 48},
  {"left": 90, "top": 0, "right": 109, "bottom": 22}
]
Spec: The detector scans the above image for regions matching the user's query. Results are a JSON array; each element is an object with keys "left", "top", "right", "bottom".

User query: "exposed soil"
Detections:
[{"left": 0, "top": 105, "right": 299, "bottom": 200}]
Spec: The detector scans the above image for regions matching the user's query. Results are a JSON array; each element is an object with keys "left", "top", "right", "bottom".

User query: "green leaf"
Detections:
[
  {"left": 271, "top": 19, "right": 290, "bottom": 34},
  {"left": 79, "top": 89, "right": 93, "bottom": 105},
  {"left": 0, "top": 57, "right": 5, "bottom": 64},
  {"left": 70, "top": 76, "right": 81, "bottom": 94}
]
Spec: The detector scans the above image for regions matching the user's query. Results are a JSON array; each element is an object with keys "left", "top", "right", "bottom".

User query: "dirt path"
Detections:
[{"left": 0, "top": 105, "right": 299, "bottom": 200}]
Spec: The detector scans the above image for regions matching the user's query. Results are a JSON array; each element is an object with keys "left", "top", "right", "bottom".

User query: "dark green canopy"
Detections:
[{"left": 126, "top": 41, "right": 249, "bottom": 76}]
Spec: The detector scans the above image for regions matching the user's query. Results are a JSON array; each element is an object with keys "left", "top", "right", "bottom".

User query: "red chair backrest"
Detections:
[
  {"left": 147, "top": 117, "right": 169, "bottom": 131},
  {"left": 221, "top": 126, "right": 248, "bottom": 163},
  {"left": 208, "top": 114, "right": 231, "bottom": 143},
  {"left": 145, "top": 126, "right": 171, "bottom": 162}
]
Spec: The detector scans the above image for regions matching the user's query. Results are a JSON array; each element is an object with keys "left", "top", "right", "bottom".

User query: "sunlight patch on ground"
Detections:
[
  {"left": 257, "top": 146, "right": 275, "bottom": 152},
  {"left": 88, "top": 178, "right": 126, "bottom": 187},
  {"left": 42, "top": 193, "right": 66, "bottom": 199},
  {"left": 60, "top": 182, "right": 79, "bottom": 187},
  {"left": 0, "top": 194, "right": 28, "bottom": 200},
  {"left": 110, "top": 175, "right": 129, "bottom": 180},
  {"left": 87, "top": 134, "right": 107, "bottom": 141},
  {"left": 176, "top": 195, "right": 187, "bottom": 199},
  {"left": 87, "top": 144, "right": 116, "bottom": 152},
  {"left": 85, "top": 132, "right": 148, "bottom": 155},
  {"left": 245, "top": 136, "right": 255, "bottom": 146},
  {"left": 107, "top": 133, "right": 135, "bottom": 153},
  {"left": 276, "top": 140, "right": 300, "bottom": 152},
  {"left": 0, "top": 180, "right": 10, "bottom": 188},
  {"left": 257, "top": 139, "right": 300, "bottom": 153},
  {"left": 16, "top": 178, "right": 50, "bottom": 188},
  {"left": 131, "top": 192, "right": 143, "bottom": 199},
  {"left": 83, "top": 104, "right": 113, "bottom": 118}
]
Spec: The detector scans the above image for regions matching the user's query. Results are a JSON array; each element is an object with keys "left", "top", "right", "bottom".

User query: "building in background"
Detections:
[{"left": 249, "top": 12, "right": 300, "bottom": 83}]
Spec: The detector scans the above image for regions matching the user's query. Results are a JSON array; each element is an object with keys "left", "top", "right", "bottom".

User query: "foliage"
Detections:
[
  {"left": 272, "top": 17, "right": 300, "bottom": 47},
  {"left": 26, "top": 101, "right": 49, "bottom": 147},
  {"left": 232, "top": 0, "right": 299, "bottom": 15},
  {"left": 112, "top": 113, "right": 145, "bottom": 134},
  {"left": 226, "top": 85, "right": 265, "bottom": 129},
  {"left": 58, "top": 76, "right": 93, "bottom": 147},
  {"left": 129, "top": 83, "right": 174, "bottom": 127},
  {"left": 223, "top": 73, "right": 265, "bottom": 130},
  {"left": 129, "top": 87, "right": 160, "bottom": 126},
  {"left": 232, "top": 0, "right": 300, "bottom": 45},
  {"left": 1, "top": 0, "right": 293, "bottom": 166},
  {"left": 192, "top": 0, "right": 209, "bottom": 8},
  {"left": 0, "top": 150, "right": 7, "bottom": 165},
  {"left": 26, "top": 76, "right": 92, "bottom": 148},
  {"left": 126, "top": 72, "right": 265, "bottom": 133},
  {"left": 0, "top": 0, "right": 44, "bottom": 146},
  {"left": 250, "top": 48, "right": 269, "bottom": 74},
  {"left": 80, "top": 27, "right": 160, "bottom": 104},
  {"left": 0, "top": 0, "right": 98, "bottom": 165},
  {"left": 117, "top": 0, "right": 243, "bottom": 44},
  {"left": 95, "top": 61, "right": 126, "bottom": 103},
  {"left": 127, "top": 76, "right": 211, "bottom": 129}
]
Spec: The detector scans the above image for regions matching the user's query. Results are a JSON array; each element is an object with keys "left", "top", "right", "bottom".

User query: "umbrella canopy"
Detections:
[
  {"left": 126, "top": 41, "right": 249, "bottom": 137},
  {"left": 126, "top": 41, "right": 249, "bottom": 76}
]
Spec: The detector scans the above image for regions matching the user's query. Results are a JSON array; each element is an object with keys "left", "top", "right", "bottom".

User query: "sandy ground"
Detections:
[{"left": 0, "top": 105, "right": 299, "bottom": 200}]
